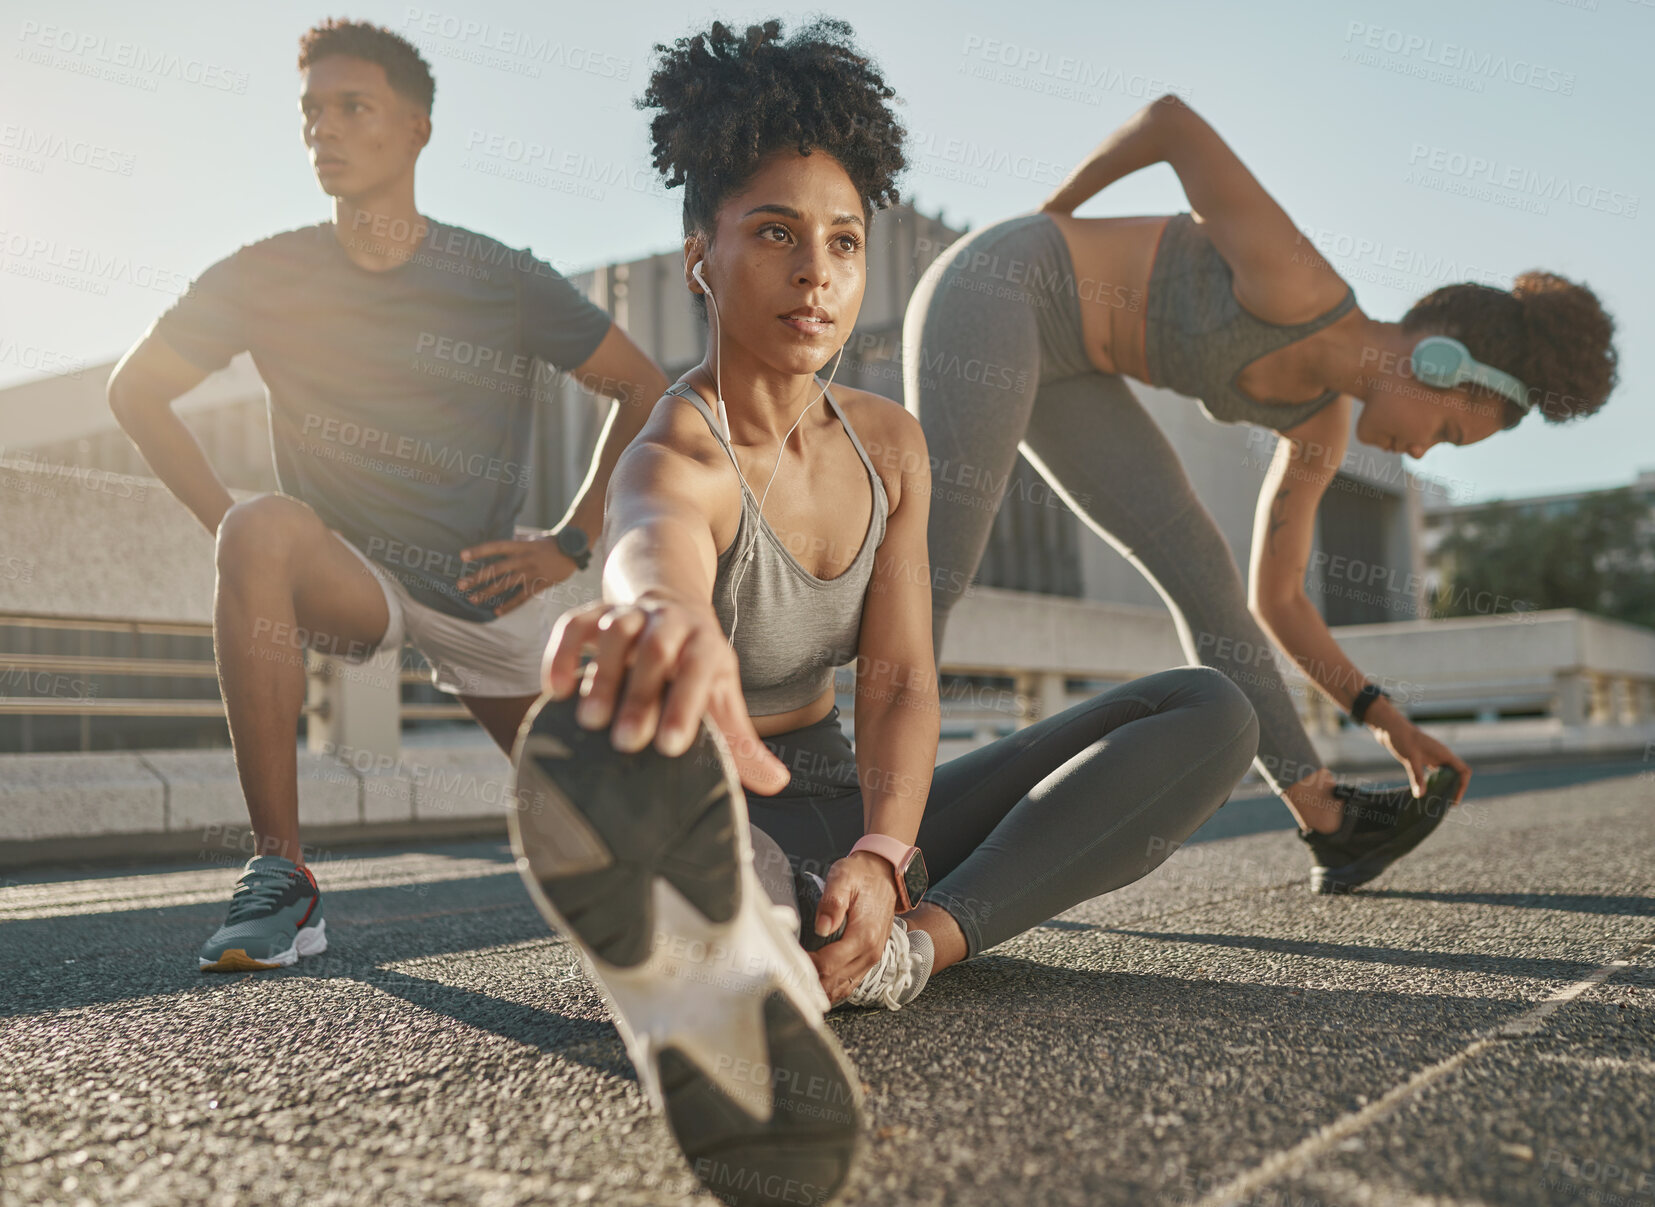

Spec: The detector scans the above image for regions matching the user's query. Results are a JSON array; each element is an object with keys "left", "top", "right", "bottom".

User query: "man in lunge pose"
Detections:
[{"left": 107, "top": 20, "right": 666, "bottom": 972}]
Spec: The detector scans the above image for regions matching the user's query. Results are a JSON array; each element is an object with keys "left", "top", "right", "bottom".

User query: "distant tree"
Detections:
[{"left": 1433, "top": 487, "right": 1655, "bottom": 630}]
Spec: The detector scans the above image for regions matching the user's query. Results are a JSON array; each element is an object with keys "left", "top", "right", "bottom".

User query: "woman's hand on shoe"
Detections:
[
  {"left": 809, "top": 851, "right": 898, "bottom": 1003},
  {"left": 541, "top": 596, "right": 791, "bottom": 796},
  {"left": 1374, "top": 718, "right": 1471, "bottom": 805}
]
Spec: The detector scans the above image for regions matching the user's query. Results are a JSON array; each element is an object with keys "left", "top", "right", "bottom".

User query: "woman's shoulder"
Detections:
[
  {"left": 829, "top": 384, "right": 929, "bottom": 505},
  {"left": 637, "top": 384, "right": 727, "bottom": 460},
  {"left": 622, "top": 386, "right": 745, "bottom": 501}
]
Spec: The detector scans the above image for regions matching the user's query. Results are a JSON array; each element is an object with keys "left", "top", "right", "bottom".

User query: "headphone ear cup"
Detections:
[{"left": 1411, "top": 336, "right": 1463, "bottom": 389}]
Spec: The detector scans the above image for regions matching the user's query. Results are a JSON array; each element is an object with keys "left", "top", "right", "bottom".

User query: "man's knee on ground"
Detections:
[{"left": 215, "top": 493, "right": 320, "bottom": 580}]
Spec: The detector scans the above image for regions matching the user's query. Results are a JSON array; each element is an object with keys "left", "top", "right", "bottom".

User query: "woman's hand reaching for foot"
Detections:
[
  {"left": 1372, "top": 712, "right": 1471, "bottom": 805},
  {"left": 808, "top": 851, "right": 898, "bottom": 1003},
  {"left": 541, "top": 596, "right": 791, "bottom": 797}
]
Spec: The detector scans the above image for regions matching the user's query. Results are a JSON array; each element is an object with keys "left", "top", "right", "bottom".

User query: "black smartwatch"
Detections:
[
  {"left": 553, "top": 524, "right": 591, "bottom": 570},
  {"left": 1350, "top": 681, "right": 1389, "bottom": 725}
]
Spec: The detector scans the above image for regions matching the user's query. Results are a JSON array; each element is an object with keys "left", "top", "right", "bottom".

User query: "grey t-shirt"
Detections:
[{"left": 148, "top": 218, "right": 613, "bottom": 622}]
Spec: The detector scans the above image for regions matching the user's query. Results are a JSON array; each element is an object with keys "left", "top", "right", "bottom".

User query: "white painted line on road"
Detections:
[
  {"left": 1190, "top": 934, "right": 1655, "bottom": 1207},
  {"left": 1494, "top": 957, "right": 1626, "bottom": 1037},
  {"left": 1531, "top": 1051, "right": 1655, "bottom": 1076}
]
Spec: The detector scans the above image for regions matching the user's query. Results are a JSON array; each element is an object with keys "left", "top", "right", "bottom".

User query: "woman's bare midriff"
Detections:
[
  {"left": 1043, "top": 212, "right": 1171, "bottom": 381},
  {"left": 752, "top": 687, "right": 836, "bottom": 737}
]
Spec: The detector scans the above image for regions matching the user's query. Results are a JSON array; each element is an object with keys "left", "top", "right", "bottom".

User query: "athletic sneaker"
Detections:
[
  {"left": 198, "top": 855, "right": 326, "bottom": 971},
  {"left": 510, "top": 693, "right": 862, "bottom": 1207},
  {"left": 788, "top": 868, "right": 933, "bottom": 1011},
  {"left": 841, "top": 916, "right": 935, "bottom": 1011},
  {"left": 1300, "top": 766, "right": 1463, "bottom": 894}
]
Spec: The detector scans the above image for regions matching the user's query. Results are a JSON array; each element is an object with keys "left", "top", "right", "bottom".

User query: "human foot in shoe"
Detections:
[
  {"left": 510, "top": 693, "right": 862, "bottom": 1207},
  {"left": 1301, "top": 766, "right": 1463, "bottom": 894}
]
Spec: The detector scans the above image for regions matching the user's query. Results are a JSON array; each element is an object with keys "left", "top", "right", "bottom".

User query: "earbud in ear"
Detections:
[{"left": 691, "top": 260, "right": 710, "bottom": 294}]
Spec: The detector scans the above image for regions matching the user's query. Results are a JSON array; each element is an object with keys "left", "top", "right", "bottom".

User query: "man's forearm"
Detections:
[
  {"left": 555, "top": 371, "right": 668, "bottom": 540},
  {"left": 111, "top": 403, "right": 237, "bottom": 536}
]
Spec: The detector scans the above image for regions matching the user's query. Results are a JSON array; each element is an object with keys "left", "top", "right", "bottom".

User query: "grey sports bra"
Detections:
[
  {"left": 1144, "top": 212, "right": 1358, "bottom": 432},
  {"left": 664, "top": 381, "right": 889, "bottom": 717}
]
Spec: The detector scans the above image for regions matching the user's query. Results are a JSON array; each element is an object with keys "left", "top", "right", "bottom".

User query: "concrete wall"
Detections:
[{"left": 0, "top": 741, "right": 518, "bottom": 863}]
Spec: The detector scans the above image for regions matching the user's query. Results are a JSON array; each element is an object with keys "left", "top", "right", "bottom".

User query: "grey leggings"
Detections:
[
  {"left": 747, "top": 667, "right": 1258, "bottom": 959},
  {"left": 902, "top": 218, "right": 1324, "bottom": 795}
]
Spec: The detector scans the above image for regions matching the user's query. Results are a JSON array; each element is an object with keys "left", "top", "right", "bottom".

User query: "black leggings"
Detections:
[{"left": 747, "top": 667, "right": 1258, "bottom": 959}]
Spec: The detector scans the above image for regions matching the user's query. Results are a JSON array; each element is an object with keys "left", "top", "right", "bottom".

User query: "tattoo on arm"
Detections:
[{"left": 1267, "top": 486, "right": 1291, "bottom": 555}]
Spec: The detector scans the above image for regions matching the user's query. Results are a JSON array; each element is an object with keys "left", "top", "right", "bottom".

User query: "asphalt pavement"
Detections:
[{"left": 2, "top": 757, "right": 1651, "bottom": 1207}]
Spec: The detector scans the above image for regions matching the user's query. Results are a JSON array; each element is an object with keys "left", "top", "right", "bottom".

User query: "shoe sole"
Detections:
[
  {"left": 1309, "top": 768, "right": 1463, "bottom": 894},
  {"left": 508, "top": 692, "right": 862, "bottom": 1207},
  {"left": 199, "top": 917, "right": 327, "bottom": 972}
]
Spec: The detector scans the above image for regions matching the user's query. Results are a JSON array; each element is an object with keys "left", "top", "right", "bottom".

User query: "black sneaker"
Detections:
[
  {"left": 793, "top": 866, "right": 844, "bottom": 953},
  {"left": 509, "top": 692, "right": 862, "bottom": 1207},
  {"left": 1300, "top": 766, "right": 1463, "bottom": 894}
]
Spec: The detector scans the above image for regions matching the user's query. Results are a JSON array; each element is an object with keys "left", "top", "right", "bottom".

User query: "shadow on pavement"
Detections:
[
  {"left": 1109, "top": 929, "right": 1639, "bottom": 981},
  {"left": 343, "top": 964, "right": 637, "bottom": 1082},
  {"left": 1362, "top": 889, "right": 1655, "bottom": 917}
]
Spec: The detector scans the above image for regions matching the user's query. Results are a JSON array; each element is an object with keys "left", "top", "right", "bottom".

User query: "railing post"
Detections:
[
  {"left": 305, "top": 647, "right": 401, "bottom": 763},
  {"left": 1013, "top": 670, "right": 1068, "bottom": 729},
  {"left": 1554, "top": 672, "right": 1588, "bottom": 727}
]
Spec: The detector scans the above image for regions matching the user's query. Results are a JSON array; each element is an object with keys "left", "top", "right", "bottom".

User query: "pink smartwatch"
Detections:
[{"left": 849, "top": 833, "right": 929, "bottom": 912}]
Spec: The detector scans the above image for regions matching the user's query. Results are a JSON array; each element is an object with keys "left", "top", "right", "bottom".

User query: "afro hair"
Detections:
[{"left": 637, "top": 17, "right": 906, "bottom": 239}]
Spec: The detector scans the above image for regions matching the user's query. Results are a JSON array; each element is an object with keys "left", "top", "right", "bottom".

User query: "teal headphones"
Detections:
[{"left": 1410, "top": 336, "right": 1532, "bottom": 415}]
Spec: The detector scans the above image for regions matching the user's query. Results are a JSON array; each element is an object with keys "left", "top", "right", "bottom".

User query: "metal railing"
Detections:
[{"left": 0, "top": 610, "right": 474, "bottom": 726}]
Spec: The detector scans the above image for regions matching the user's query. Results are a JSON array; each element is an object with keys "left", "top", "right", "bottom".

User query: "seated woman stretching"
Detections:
[{"left": 490, "top": 21, "right": 1258, "bottom": 1207}]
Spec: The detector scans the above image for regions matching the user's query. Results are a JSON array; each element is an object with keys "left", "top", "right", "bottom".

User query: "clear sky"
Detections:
[{"left": 2, "top": 0, "right": 1649, "bottom": 502}]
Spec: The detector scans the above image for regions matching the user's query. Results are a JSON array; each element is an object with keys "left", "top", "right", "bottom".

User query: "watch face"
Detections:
[
  {"left": 901, "top": 848, "right": 929, "bottom": 906},
  {"left": 557, "top": 526, "right": 589, "bottom": 557}
]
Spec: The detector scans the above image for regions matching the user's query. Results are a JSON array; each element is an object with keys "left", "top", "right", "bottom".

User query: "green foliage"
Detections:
[{"left": 1433, "top": 487, "right": 1655, "bottom": 630}]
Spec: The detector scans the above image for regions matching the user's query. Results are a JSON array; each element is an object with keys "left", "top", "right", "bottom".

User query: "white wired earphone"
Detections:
[{"left": 691, "top": 257, "right": 845, "bottom": 643}]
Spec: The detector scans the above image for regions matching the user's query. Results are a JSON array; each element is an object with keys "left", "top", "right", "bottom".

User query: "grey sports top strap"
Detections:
[{"left": 1145, "top": 213, "right": 1357, "bottom": 432}]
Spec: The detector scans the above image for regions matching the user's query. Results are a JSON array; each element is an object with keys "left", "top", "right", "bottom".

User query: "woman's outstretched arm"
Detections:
[
  {"left": 1248, "top": 399, "right": 1470, "bottom": 802},
  {"left": 542, "top": 407, "right": 790, "bottom": 795}
]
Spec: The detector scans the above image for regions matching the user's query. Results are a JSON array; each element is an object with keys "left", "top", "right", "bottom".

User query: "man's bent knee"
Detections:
[{"left": 215, "top": 493, "right": 323, "bottom": 579}]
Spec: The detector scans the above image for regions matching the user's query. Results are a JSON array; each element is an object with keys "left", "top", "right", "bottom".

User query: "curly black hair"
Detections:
[
  {"left": 637, "top": 17, "right": 906, "bottom": 244},
  {"left": 1401, "top": 272, "right": 1618, "bottom": 425},
  {"left": 298, "top": 18, "right": 436, "bottom": 115}
]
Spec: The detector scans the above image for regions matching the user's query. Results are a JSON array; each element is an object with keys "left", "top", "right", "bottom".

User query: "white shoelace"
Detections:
[{"left": 847, "top": 917, "right": 915, "bottom": 1010}]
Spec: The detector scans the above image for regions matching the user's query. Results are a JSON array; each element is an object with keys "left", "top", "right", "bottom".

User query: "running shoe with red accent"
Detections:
[{"left": 198, "top": 855, "right": 327, "bottom": 971}]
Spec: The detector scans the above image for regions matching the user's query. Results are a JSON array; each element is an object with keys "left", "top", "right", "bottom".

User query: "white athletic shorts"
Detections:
[{"left": 334, "top": 533, "right": 598, "bottom": 698}]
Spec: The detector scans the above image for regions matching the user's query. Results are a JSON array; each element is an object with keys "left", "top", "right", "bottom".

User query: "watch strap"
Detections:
[
  {"left": 1350, "top": 681, "right": 1388, "bottom": 725},
  {"left": 555, "top": 524, "right": 592, "bottom": 570},
  {"left": 850, "top": 834, "right": 921, "bottom": 911}
]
